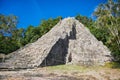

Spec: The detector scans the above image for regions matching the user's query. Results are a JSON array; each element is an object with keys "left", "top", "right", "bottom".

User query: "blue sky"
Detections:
[{"left": 0, "top": 0, "right": 107, "bottom": 28}]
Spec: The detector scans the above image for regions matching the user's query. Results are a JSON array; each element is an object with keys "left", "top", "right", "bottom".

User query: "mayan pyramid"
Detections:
[{"left": 0, "top": 17, "right": 112, "bottom": 69}]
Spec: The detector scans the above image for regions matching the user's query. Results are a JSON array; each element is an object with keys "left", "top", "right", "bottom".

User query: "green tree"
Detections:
[
  {"left": 24, "top": 25, "right": 40, "bottom": 43},
  {"left": 0, "top": 14, "right": 17, "bottom": 36},
  {"left": 0, "top": 14, "right": 24, "bottom": 54},
  {"left": 39, "top": 17, "right": 62, "bottom": 36},
  {"left": 93, "top": 0, "right": 120, "bottom": 61},
  {"left": 24, "top": 16, "right": 62, "bottom": 44},
  {"left": 75, "top": 14, "right": 93, "bottom": 28}
]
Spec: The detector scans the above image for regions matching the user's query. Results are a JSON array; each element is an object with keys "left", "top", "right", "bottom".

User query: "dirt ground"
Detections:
[{"left": 0, "top": 65, "right": 120, "bottom": 80}]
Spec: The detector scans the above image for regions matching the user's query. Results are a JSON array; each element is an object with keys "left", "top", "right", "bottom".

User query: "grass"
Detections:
[
  {"left": 103, "top": 62, "right": 120, "bottom": 69},
  {"left": 46, "top": 62, "right": 120, "bottom": 73},
  {"left": 46, "top": 64, "right": 98, "bottom": 73}
]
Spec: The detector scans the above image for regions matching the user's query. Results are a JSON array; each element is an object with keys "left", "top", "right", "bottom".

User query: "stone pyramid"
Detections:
[{"left": 0, "top": 17, "right": 111, "bottom": 69}]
